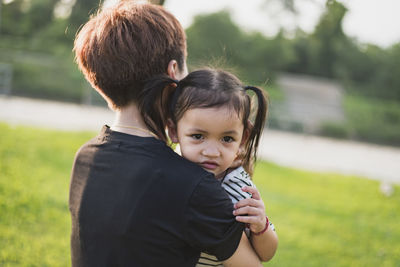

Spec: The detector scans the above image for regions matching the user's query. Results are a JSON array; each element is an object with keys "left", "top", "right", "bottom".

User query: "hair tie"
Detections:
[{"left": 169, "top": 80, "right": 183, "bottom": 121}]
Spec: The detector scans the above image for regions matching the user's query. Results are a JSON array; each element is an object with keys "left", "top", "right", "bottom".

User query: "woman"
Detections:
[{"left": 69, "top": 2, "right": 261, "bottom": 266}]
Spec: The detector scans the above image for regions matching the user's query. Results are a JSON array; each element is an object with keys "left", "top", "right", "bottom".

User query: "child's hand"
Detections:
[{"left": 233, "top": 186, "right": 267, "bottom": 234}]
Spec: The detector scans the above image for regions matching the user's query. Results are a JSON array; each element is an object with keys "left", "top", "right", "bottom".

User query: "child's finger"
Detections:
[
  {"left": 241, "top": 186, "right": 261, "bottom": 200},
  {"left": 235, "top": 216, "right": 259, "bottom": 224},
  {"left": 233, "top": 206, "right": 260, "bottom": 216},
  {"left": 234, "top": 198, "right": 261, "bottom": 209},
  {"left": 235, "top": 216, "right": 266, "bottom": 232}
]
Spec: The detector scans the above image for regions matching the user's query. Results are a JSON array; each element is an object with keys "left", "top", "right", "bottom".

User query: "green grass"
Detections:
[
  {"left": 253, "top": 164, "right": 400, "bottom": 267},
  {"left": 1, "top": 123, "right": 399, "bottom": 266},
  {"left": 0, "top": 123, "right": 93, "bottom": 266}
]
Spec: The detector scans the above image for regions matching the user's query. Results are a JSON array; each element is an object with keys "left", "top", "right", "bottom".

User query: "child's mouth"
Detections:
[{"left": 200, "top": 161, "right": 219, "bottom": 170}]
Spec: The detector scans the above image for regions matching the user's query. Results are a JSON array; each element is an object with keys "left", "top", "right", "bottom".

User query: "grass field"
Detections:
[{"left": 0, "top": 123, "right": 399, "bottom": 266}]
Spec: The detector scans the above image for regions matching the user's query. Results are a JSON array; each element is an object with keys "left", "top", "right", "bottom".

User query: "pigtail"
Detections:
[
  {"left": 242, "top": 86, "right": 268, "bottom": 174},
  {"left": 169, "top": 82, "right": 184, "bottom": 123},
  {"left": 138, "top": 75, "right": 179, "bottom": 143}
]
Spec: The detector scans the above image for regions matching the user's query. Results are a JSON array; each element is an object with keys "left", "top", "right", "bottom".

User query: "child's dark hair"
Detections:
[{"left": 139, "top": 68, "right": 268, "bottom": 174}]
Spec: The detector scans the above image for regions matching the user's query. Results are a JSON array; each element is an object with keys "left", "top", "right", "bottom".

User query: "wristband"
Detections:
[{"left": 252, "top": 216, "right": 269, "bottom": 236}]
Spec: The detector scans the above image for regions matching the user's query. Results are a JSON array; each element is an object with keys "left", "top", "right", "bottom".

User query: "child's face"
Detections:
[{"left": 169, "top": 106, "right": 245, "bottom": 179}]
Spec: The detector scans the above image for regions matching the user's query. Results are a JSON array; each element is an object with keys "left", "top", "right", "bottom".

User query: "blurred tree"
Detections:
[
  {"left": 1, "top": 0, "right": 58, "bottom": 37},
  {"left": 1, "top": 0, "right": 399, "bottom": 104},
  {"left": 237, "top": 32, "right": 274, "bottom": 83},
  {"left": 311, "top": 0, "right": 347, "bottom": 77},
  {"left": 186, "top": 11, "right": 243, "bottom": 67},
  {"left": 381, "top": 44, "right": 400, "bottom": 100},
  {"left": 314, "top": 0, "right": 346, "bottom": 38},
  {"left": 0, "top": 0, "right": 25, "bottom": 36},
  {"left": 261, "top": 0, "right": 320, "bottom": 16},
  {"left": 186, "top": 11, "right": 294, "bottom": 84},
  {"left": 238, "top": 30, "right": 295, "bottom": 83},
  {"left": 286, "top": 29, "right": 313, "bottom": 74},
  {"left": 276, "top": 0, "right": 297, "bottom": 13},
  {"left": 26, "top": 0, "right": 59, "bottom": 34},
  {"left": 67, "top": 0, "right": 103, "bottom": 38}
]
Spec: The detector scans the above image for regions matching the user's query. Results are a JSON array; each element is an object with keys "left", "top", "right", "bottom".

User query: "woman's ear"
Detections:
[
  {"left": 167, "top": 60, "right": 179, "bottom": 80},
  {"left": 167, "top": 119, "right": 179, "bottom": 143},
  {"left": 167, "top": 59, "right": 188, "bottom": 80}
]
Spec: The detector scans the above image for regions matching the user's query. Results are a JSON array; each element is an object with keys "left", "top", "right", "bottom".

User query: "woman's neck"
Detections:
[{"left": 111, "top": 103, "right": 153, "bottom": 137}]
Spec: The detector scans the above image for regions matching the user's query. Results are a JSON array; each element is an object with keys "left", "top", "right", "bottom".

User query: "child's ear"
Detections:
[
  {"left": 167, "top": 119, "right": 179, "bottom": 143},
  {"left": 240, "top": 127, "right": 250, "bottom": 147}
]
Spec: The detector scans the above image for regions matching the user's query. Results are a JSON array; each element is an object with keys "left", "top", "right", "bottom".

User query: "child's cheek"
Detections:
[{"left": 181, "top": 146, "right": 199, "bottom": 163}]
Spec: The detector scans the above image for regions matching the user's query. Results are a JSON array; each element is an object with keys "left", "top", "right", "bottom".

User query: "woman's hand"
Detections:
[{"left": 233, "top": 186, "right": 266, "bottom": 234}]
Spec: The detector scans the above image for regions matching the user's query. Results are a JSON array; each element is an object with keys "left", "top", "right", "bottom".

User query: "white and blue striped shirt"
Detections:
[{"left": 196, "top": 166, "right": 275, "bottom": 267}]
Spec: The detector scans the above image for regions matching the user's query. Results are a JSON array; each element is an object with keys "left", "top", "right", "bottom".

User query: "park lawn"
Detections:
[
  {"left": 253, "top": 164, "right": 400, "bottom": 267},
  {"left": 0, "top": 124, "right": 93, "bottom": 266},
  {"left": 0, "top": 123, "right": 399, "bottom": 266}
]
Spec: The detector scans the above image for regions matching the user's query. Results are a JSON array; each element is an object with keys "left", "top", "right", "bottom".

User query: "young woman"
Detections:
[
  {"left": 71, "top": 2, "right": 261, "bottom": 266},
  {"left": 142, "top": 68, "right": 279, "bottom": 265}
]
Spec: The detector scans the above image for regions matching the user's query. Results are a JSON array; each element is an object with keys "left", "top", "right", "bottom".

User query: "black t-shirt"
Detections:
[{"left": 69, "top": 126, "right": 244, "bottom": 267}]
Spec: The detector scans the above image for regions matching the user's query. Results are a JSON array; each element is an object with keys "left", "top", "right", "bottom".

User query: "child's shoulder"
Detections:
[
  {"left": 222, "top": 166, "right": 254, "bottom": 187},
  {"left": 221, "top": 166, "right": 255, "bottom": 203}
]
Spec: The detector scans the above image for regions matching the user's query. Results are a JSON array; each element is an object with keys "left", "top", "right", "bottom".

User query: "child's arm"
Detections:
[
  {"left": 233, "top": 186, "right": 278, "bottom": 262},
  {"left": 223, "top": 232, "right": 263, "bottom": 267}
]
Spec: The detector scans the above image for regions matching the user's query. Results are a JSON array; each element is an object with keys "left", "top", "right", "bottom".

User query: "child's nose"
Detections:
[{"left": 201, "top": 145, "right": 220, "bottom": 157}]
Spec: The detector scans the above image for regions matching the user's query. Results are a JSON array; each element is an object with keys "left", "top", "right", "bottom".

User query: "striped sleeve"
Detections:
[
  {"left": 196, "top": 167, "right": 276, "bottom": 266},
  {"left": 196, "top": 252, "right": 223, "bottom": 267},
  {"left": 221, "top": 166, "right": 276, "bottom": 233},
  {"left": 220, "top": 166, "right": 255, "bottom": 205}
]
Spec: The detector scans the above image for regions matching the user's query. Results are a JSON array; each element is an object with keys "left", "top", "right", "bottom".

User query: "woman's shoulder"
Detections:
[
  {"left": 151, "top": 144, "right": 216, "bottom": 186},
  {"left": 158, "top": 145, "right": 204, "bottom": 171}
]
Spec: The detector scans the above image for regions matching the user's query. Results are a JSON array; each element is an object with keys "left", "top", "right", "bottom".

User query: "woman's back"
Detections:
[{"left": 69, "top": 126, "right": 244, "bottom": 266}]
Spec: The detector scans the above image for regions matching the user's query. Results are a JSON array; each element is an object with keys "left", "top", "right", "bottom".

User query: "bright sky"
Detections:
[{"left": 163, "top": 0, "right": 400, "bottom": 48}]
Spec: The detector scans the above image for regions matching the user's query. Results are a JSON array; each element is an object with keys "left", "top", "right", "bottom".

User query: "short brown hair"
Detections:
[{"left": 74, "top": 1, "right": 186, "bottom": 108}]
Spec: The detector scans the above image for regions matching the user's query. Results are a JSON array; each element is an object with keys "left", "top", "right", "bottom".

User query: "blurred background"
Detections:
[
  {"left": 0, "top": 0, "right": 399, "bottom": 266},
  {"left": 1, "top": 0, "right": 400, "bottom": 144}
]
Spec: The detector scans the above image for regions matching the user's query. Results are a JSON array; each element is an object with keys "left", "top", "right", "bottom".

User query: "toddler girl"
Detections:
[{"left": 142, "top": 68, "right": 278, "bottom": 265}]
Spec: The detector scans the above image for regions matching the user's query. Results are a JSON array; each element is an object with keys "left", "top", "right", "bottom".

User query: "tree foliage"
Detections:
[
  {"left": 186, "top": 11, "right": 294, "bottom": 84},
  {"left": 0, "top": 0, "right": 399, "bottom": 103},
  {"left": 186, "top": 1, "right": 400, "bottom": 102},
  {"left": 311, "top": 0, "right": 347, "bottom": 77},
  {"left": 1, "top": 0, "right": 59, "bottom": 37},
  {"left": 0, "top": 0, "right": 399, "bottom": 145},
  {"left": 67, "top": 0, "right": 103, "bottom": 39}
]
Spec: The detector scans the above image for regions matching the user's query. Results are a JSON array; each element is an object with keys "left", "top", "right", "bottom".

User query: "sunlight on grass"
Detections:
[
  {"left": 0, "top": 123, "right": 399, "bottom": 266},
  {"left": 0, "top": 123, "right": 93, "bottom": 266},
  {"left": 254, "top": 162, "right": 400, "bottom": 267}
]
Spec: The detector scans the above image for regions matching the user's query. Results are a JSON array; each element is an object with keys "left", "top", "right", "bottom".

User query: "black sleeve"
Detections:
[{"left": 184, "top": 174, "right": 245, "bottom": 261}]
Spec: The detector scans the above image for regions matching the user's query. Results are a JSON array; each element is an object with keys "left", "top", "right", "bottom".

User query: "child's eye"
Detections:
[
  {"left": 191, "top": 134, "right": 203, "bottom": 140},
  {"left": 222, "top": 136, "right": 234, "bottom": 143}
]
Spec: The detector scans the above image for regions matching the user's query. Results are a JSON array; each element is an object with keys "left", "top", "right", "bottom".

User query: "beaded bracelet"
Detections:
[{"left": 252, "top": 216, "right": 269, "bottom": 236}]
